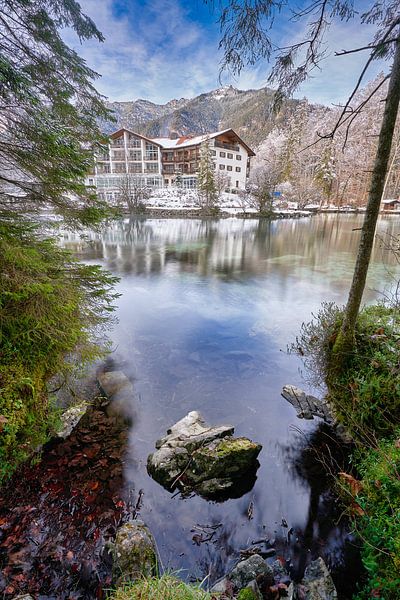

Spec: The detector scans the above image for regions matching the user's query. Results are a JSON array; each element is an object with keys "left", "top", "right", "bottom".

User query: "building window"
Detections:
[
  {"left": 145, "top": 143, "right": 158, "bottom": 160},
  {"left": 227, "top": 153, "right": 233, "bottom": 159},
  {"left": 211, "top": 150, "right": 216, "bottom": 156},
  {"left": 235, "top": 166, "right": 241, "bottom": 172},
  {"left": 129, "top": 150, "right": 142, "bottom": 160},
  {"left": 128, "top": 163, "right": 142, "bottom": 173},
  {"left": 112, "top": 150, "right": 125, "bottom": 160},
  {"left": 236, "top": 180, "right": 239, "bottom": 188},
  {"left": 182, "top": 177, "right": 197, "bottom": 189},
  {"left": 220, "top": 151, "right": 226, "bottom": 158},
  {"left": 165, "top": 179, "right": 169, "bottom": 185},
  {"left": 128, "top": 134, "right": 141, "bottom": 147},
  {"left": 227, "top": 165, "right": 232, "bottom": 171},
  {"left": 236, "top": 155, "right": 242, "bottom": 160},
  {"left": 114, "top": 164, "right": 127, "bottom": 173},
  {"left": 145, "top": 163, "right": 158, "bottom": 173},
  {"left": 219, "top": 164, "right": 225, "bottom": 170},
  {"left": 111, "top": 137, "right": 124, "bottom": 147},
  {"left": 163, "top": 152, "right": 174, "bottom": 161},
  {"left": 146, "top": 177, "right": 162, "bottom": 187}
]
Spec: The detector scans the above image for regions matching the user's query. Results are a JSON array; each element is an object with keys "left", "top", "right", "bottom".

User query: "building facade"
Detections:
[{"left": 87, "top": 128, "right": 255, "bottom": 201}]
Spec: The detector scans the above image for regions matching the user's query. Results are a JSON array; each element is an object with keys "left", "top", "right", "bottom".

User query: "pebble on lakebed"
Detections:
[{"left": 147, "top": 411, "right": 262, "bottom": 500}]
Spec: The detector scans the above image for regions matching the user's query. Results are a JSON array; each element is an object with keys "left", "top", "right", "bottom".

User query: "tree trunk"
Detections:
[{"left": 333, "top": 39, "right": 400, "bottom": 362}]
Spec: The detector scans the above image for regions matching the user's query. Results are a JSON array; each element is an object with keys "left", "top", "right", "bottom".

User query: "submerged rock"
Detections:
[
  {"left": 228, "top": 554, "right": 273, "bottom": 590},
  {"left": 302, "top": 557, "right": 338, "bottom": 599},
  {"left": 287, "top": 558, "right": 338, "bottom": 599},
  {"left": 111, "top": 519, "right": 158, "bottom": 584},
  {"left": 147, "top": 411, "right": 261, "bottom": 499},
  {"left": 98, "top": 370, "right": 133, "bottom": 399},
  {"left": 282, "top": 385, "right": 353, "bottom": 443},
  {"left": 281, "top": 385, "right": 332, "bottom": 421},
  {"left": 98, "top": 370, "right": 135, "bottom": 420}
]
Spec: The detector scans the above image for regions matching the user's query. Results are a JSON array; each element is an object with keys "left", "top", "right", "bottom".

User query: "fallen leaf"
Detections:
[
  {"left": 349, "top": 500, "right": 365, "bottom": 517},
  {"left": 339, "top": 472, "right": 363, "bottom": 496}
]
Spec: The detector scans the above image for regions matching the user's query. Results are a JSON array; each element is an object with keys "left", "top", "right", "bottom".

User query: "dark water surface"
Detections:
[{"left": 62, "top": 214, "right": 399, "bottom": 596}]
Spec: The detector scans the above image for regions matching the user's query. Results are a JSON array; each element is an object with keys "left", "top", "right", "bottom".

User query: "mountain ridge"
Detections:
[{"left": 101, "top": 85, "right": 303, "bottom": 147}]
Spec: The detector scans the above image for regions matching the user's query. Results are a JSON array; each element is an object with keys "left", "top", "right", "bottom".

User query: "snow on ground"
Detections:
[
  {"left": 147, "top": 187, "right": 256, "bottom": 212},
  {"left": 146, "top": 187, "right": 304, "bottom": 216}
]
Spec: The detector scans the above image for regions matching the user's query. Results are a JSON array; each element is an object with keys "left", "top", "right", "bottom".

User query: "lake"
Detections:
[{"left": 64, "top": 213, "right": 400, "bottom": 597}]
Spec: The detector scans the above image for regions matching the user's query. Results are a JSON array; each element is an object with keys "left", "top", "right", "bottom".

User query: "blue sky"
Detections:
[{"left": 65, "top": 0, "right": 386, "bottom": 106}]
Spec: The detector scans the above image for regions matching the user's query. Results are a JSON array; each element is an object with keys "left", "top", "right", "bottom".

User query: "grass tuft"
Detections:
[{"left": 109, "top": 574, "right": 214, "bottom": 600}]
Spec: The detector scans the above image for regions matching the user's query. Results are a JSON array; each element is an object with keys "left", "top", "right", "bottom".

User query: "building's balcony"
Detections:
[
  {"left": 214, "top": 140, "right": 240, "bottom": 152},
  {"left": 110, "top": 140, "right": 124, "bottom": 147},
  {"left": 162, "top": 155, "right": 199, "bottom": 163}
]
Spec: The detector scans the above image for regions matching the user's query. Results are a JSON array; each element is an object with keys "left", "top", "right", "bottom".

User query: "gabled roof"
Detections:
[
  {"left": 109, "top": 128, "right": 163, "bottom": 147},
  {"left": 105, "top": 127, "right": 255, "bottom": 156},
  {"left": 152, "top": 129, "right": 255, "bottom": 156}
]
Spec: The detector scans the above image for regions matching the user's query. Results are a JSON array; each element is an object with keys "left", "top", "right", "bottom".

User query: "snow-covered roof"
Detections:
[
  {"left": 105, "top": 127, "right": 255, "bottom": 156},
  {"left": 382, "top": 198, "right": 400, "bottom": 204},
  {"left": 152, "top": 129, "right": 234, "bottom": 149}
]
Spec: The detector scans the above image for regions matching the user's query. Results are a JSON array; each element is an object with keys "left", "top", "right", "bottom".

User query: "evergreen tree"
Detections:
[
  {"left": 197, "top": 137, "right": 218, "bottom": 209},
  {"left": 0, "top": 1, "right": 117, "bottom": 478},
  {"left": 0, "top": 0, "right": 113, "bottom": 226}
]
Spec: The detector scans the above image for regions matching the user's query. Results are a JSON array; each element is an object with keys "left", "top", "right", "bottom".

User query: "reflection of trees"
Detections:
[
  {"left": 60, "top": 215, "right": 400, "bottom": 280},
  {"left": 280, "top": 424, "right": 363, "bottom": 596}
]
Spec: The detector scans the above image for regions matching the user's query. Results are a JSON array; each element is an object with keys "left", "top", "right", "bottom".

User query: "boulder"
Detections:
[
  {"left": 281, "top": 385, "right": 333, "bottom": 421},
  {"left": 302, "top": 557, "right": 337, "bottom": 599},
  {"left": 210, "top": 577, "right": 231, "bottom": 594},
  {"left": 147, "top": 411, "right": 261, "bottom": 499},
  {"left": 228, "top": 554, "right": 273, "bottom": 590},
  {"left": 56, "top": 403, "right": 87, "bottom": 439},
  {"left": 111, "top": 519, "right": 158, "bottom": 584}
]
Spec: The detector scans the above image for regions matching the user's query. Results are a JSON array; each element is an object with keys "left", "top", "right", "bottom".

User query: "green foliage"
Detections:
[
  {"left": 109, "top": 574, "right": 213, "bottom": 600},
  {"left": 237, "top": 589, "right": 258, "bottom": 600},
  {"left": 292, "top": 303, "right": 400, "bottom": 439},
  {"left": 0, "top": 217, "right": 118, "bottom": 481},
  {"left": 293, "top": 302, "right": 400, "bottom": 598},
  {"left": 352, "top": 434, "right": 400, "bottom": 599},
  {"left": 0, "top": 0, "right": 114, "bottom": 225},
  {"left": 197, "top": 138, "right": 218, "bottom": 209}
]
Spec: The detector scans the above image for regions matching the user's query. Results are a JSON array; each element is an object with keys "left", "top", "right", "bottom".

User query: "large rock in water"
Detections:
[
  {"left": 287, "top": 558, "right": 338, "bottom": 599},
  {"left": 111, "top": 520, "right": 158, "bottom": 584},
  {"left": 147, "top": 411, "right": 262, "bottom": 499}
]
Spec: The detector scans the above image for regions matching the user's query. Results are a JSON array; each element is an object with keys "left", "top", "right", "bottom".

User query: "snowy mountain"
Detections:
[{"left": 101, "top": 85, "right": 301, "bottom": 147}]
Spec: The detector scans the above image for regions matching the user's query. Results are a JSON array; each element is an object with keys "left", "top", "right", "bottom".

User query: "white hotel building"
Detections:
[{"left": 87, "top": 128, "right": 255, "bottom": 202}]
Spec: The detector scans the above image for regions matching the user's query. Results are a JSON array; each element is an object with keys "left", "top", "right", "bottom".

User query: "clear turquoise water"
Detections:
[{"left": 63, "top": 214, "right": 400, "bottom": 596}]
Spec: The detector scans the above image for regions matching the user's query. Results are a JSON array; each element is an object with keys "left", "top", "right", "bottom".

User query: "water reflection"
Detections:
[{"left": 63, "top": 214, "right": 399, "bottom": 598}]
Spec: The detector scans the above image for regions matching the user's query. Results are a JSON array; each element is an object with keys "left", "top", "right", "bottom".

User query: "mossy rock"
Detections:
[
  {"left": 111, "top": 520, "right": 158, "bottom": 584},
  {"left": 147, "top": 412, "right": 262, "bottom": 499}
]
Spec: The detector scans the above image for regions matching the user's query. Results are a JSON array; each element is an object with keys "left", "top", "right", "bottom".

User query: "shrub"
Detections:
[
  {"left": 351, "top": 433, "right": 400, "bottom": 599},
  {"left": 293, "top": 302, "right": 400, "bottom": 599},
  {"left": 0, "top": 216, "right": 118, "bottom": 481},
  {"left": 291, "top": 303, "right": 400, "bottom": 439}
]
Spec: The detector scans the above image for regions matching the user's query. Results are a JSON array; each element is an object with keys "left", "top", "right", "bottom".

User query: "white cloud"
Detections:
[{"left": 64, "top": 0, "right": 390, "bottom": 106}]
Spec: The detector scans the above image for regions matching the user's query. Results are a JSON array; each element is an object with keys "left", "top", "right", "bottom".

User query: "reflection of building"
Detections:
[{"left": 86, "top": 128, "right": 255, "bottom": 201}]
